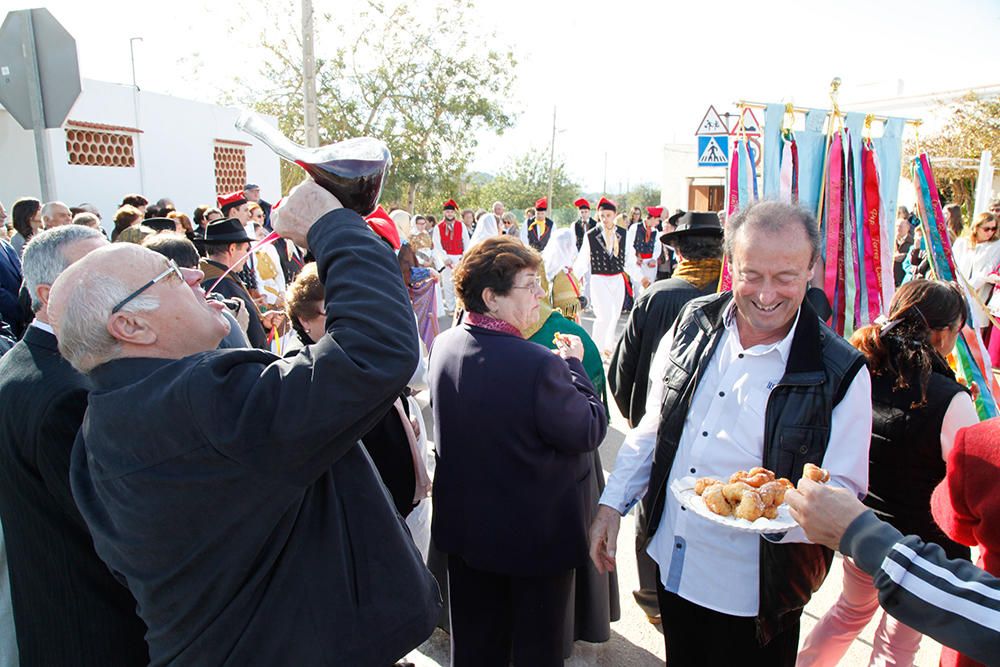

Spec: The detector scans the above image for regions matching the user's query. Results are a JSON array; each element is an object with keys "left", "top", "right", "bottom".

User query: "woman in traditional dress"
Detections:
[
  {"left": 542, "top": 228, "right": 583, "bottom": 322},
  {"left": 519, "top": 300, "right": 619, "bottom": 658},
  {"left": 798, "top": 280, "right": 979, "bottom": 667}
]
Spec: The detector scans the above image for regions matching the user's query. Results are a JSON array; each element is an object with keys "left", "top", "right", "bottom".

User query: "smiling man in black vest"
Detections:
[{"left": 590, "top": 200, "right": 872, "bottom": 665}]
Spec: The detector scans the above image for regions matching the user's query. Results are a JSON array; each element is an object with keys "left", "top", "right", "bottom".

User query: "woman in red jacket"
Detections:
[{"left": 932, "top": 417, "right": 1000, "bottom": 667}]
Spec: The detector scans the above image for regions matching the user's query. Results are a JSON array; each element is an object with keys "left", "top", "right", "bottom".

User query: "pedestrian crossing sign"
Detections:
[{"left": 697, "top": 135, "right": 729, "bottom": 166}]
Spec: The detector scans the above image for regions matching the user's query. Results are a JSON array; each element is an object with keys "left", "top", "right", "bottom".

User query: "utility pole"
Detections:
[
  {"left": 301, "top": 0, "right": 320, "bottom": 147},
  {"left": 546, "top": 106, "right": 556, "bottom": 218},
  {"left": 602, "top": 151, "right": 608, "bottom": 194},
  {"left": 129, "top": 37, "right": 145, "bottom": 195}
]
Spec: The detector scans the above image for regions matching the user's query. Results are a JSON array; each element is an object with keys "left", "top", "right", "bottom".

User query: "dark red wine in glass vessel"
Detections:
[{"left": 235, "top": 111, "right": 391, "bottom": 216}]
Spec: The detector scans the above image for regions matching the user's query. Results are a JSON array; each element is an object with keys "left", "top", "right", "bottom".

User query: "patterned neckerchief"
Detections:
[{"left": 466, "top": 311, "right": 523, "bottom": 338}]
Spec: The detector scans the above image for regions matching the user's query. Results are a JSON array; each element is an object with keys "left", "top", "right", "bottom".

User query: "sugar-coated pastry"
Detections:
[
  {"left": 762, "top": 505, "right": 779, "bottom": 520},
  {"left": 722, "top": 481, "right": 752, "bottom": 504},
  {"left": 803, "top": 463, "right": 830, "bottom": 483},
  {"left": 743, "top": 471, "right": 771, "bottom": 488},
  {"left": 757, "top": 480, "right": 790, "bottom": 506},
  {"left": 775, "top": 477, "right": 794, "bottom": 490},
  {"left": 728, "top": 470, "right": 748, "bottom": 484},
  {"left": 747, "top": 467, "right": 776, "bottom": 482},
  {"left": 694, "top": 477, "right": 722, "bottom": 495},
  {"left": 702, "top": 484, "right": 733, "bottom": 516},
  {"left": 734, "top": 490, "right": 765, "bottom": 521}
]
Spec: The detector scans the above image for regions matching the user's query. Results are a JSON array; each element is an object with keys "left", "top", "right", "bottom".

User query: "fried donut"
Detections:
[
  {"left": 734, "top": 489, "right": 765, "bottom": 521},
  {"left": 803, "top": 463, "right": 830, "bottom": 483},
  {"left": 701, "top": 484, "right": 733, "bottom": 516},
  {"left": 722, "top": 481, "right": 753, "bottom": 504},
  {"left": 748, "top": 467, "right": 776, "bottom": 482},
  {"left": 757, "top": 480, "right": 790, "bottom": 507},
  {"left": 694, "top": 477, "right": 722, "bottom": 495},
  {"left": 728, "top": 470, "right": 749, "bottom": 484},
  {"left": 742, "top": 472, "right": 772, "bottom": 488},
  {"left": 762, "top": 505, "right": 780, "bottom": 520},
  {"left": 775, "top": 477, "right": 794, "bottom": 490}
]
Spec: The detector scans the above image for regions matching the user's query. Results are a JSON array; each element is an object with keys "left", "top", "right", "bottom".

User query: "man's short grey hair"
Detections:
[
  {"left": 41, "top": 201, "right": 68, "bottom": 220},
  {"left": 72, "top": 212, "right": 100, "bottom": 228},
  {"left": 57, "top": 274, "right": 159, "bottom": 373},
  {"left": 724, "top": 200, "right": 821, "bottom": 264},
  {"left": 22, "top": 225, "right": 104, "bottom": 312}
]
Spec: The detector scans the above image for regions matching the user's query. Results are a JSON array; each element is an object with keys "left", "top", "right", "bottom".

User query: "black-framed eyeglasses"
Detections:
[{"left": 111, "top": 259, "right": 184, "bottom": 314}]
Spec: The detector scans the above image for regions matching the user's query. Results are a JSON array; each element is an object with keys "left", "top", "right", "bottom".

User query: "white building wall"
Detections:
[
  {"left": 0, "top": 111, "right": 42, "bottom": 209},
  {"left": 0, "top": 78, "right": 281, "bottom": 232}
]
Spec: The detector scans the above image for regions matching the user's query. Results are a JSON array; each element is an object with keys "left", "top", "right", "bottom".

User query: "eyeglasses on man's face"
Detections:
[{"left": 111, "top": 259, "right": 185, "bottom": 314}]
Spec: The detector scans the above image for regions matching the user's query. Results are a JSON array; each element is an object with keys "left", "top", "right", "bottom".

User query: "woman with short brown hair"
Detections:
[{"left": 430, "top": 236, "right": 607, "bottom": 665}]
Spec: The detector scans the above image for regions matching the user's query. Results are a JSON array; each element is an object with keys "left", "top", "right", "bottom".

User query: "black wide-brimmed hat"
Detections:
[
  {"left": 203, "top": 218, "right": 254, "bottom": 243},
  {"left": 143, "top": 217, "right": 176, "bottom": 233},
  {"left": 661, "top": 211, "right": 723, "bottom": 244}
]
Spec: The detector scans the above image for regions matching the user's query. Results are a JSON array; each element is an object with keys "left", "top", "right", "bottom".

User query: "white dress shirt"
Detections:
[
  {"left": 600, "top": 300, "right": 872, "bottom": 616},
  {"left": 431, "top": 221, "right": 471, "bottom": 267}
]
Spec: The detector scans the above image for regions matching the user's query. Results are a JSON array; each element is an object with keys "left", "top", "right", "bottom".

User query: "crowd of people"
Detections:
[{"left": 0, "top": 179, "right": 997, "bottom": 667}]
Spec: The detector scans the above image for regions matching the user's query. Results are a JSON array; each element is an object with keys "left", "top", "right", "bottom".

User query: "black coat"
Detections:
[
  {"left": 609, "top": 277, "right": 713, "bottom": 427},
  {"left": 70, "top": 212, "right": 440, "bottom": 666},
  {"left": 0, "top": 326, "right": 148, "bottom": 666},
  {"left": 429, "top": 324, "right": 608, "bottom": 577}
]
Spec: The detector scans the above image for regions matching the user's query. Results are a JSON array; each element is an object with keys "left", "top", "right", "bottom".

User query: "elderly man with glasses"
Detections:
[{"left": 47, "top": 180, "right": 440, "bottom": 666}]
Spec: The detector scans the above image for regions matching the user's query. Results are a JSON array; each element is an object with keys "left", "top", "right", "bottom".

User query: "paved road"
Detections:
[{"left": 405, "top": 310, "right": 945, "bottom": 665}]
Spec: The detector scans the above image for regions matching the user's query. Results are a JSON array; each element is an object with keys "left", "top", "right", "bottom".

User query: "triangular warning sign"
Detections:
[
  {"left": 698, "top": 136, "right": 728, "bottom": 165},
  {"left": 695, "top": 105, "right": 728, "bottom": 136},
  {"left": 730, "top": 107, "right": 762, "bottom": 136}
]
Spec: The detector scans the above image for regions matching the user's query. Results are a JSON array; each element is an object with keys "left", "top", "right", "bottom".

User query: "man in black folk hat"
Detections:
[
  {"left": 607, "top": 210, "right": 725, "bottom": 623},
  {"left": 200, "top": 218, "right": 276, "bottom": 350}
]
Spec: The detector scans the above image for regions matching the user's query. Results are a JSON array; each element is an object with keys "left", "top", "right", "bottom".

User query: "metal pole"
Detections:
[
  {"left": 602, "top": 152, "right": 607, "bottom": 193},
  {"left": 22, "top": 12, "right": 55, "bottom": 201},
  {"left": 546, "top": 106, "right": 556, "bottom": 218},
  {"left": 302, "top": 0, "right": 320, "bottom": 147},
  {"left": 130, "top": 37, "right": 145, "bottom": 195}
]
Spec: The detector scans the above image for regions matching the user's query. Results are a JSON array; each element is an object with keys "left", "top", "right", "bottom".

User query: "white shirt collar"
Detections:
[
  {"left": 31, "top": 320, "right": 54, "bottom": 335},
  {"left": 722, "top": 298, "right": 801, "bottom": 364}
]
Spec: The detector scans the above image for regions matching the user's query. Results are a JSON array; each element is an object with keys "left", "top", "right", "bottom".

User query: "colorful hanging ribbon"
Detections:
[
  {"left": 912, "top": 153, "right": 998, "bottom": 420},
  {"left": 822, "top": 131, "right": 844, "bottom": 333},
  {"left": 860, "top": 139, "right": 883, "bottom": 323},
  {"left": 719, "top": 136, "right": 760, "bottom": 292},
  {"left": 778, "top": 130, "right": 799, "bottom": 204}
]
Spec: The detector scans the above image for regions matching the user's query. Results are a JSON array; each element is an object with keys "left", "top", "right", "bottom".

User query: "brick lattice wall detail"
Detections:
[
  {"left": 65, "top": 128, "right": 136, "bottom": 167},
  {"left": 214, "top": 144, "right": 248, "bottom": 195}
]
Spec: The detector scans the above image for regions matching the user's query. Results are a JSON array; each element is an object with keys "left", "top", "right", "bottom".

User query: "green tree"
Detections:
[
  {"left": 464, "top": 149, "right": 580, "bottom": 223},
  {"left": 232, "top": 0, "right": 517, "bottom": 207},
  {"left": 905, "top": 93, "right": 1000, "bottom": 214},
  {"left": 619, "top": 183, "right": 662, "bottom": 212}
]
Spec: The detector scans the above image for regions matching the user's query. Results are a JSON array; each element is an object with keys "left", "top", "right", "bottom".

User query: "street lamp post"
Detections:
[{"left": 129, "top": 37, "right": 145, "bottom": 195}]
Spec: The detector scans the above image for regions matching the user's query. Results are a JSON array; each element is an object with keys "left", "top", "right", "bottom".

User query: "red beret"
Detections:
[
  {"left": 364, "top": 205, "right": 401, "bottom": 250},
  {"left": 442, "top": 199, "right": 458, "bottom": 210},
  {"left": 597, "top": 197, "right": 617, "bottom": 212},
  {"left": 646, "top": 206, "right": 664, "bottom": 217},
  {"left": 534, "top": 197, "right": 548, "bottom": 210},
  {"left": 217, "top": 191, "right": 247, "bottom": 210},
  {"left": 574, "top": 198, "right": 590, "bottom": 209}
]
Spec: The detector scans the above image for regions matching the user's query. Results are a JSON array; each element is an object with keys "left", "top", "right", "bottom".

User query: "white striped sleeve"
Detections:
[{"left": 842, "top": 510, "right": 1000, "bottom": 664}]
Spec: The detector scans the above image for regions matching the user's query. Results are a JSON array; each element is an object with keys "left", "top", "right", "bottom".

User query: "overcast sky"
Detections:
[{"left": 11, "top": 0, "right": 1000, "bottom": 191}]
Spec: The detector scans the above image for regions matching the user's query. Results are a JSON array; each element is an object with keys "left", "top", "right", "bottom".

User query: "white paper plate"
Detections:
[{"left": 670, "top": 476, "right": 798, "bottom": 534}]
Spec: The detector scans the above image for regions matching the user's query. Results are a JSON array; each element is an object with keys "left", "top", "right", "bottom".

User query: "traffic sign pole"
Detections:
[{"left": 21, "top": 11, "right": 55, "bottom": 201}]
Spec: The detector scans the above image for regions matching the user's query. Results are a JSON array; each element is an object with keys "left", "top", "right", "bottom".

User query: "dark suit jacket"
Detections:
[
  {"left": 429, "top": 324, "right": 608, "bottom": 577},
  {"left": 0, "top": 240, "right": 22, "bottom": 335},
  {"left": 71, "top": 212, "right": 439, "bottom": 666},
  {"left": 0, "top": 325, "right": 148, "bottom": 666},
  {"left": 609, "top": 277, "right": 713, "bottom": 427}
]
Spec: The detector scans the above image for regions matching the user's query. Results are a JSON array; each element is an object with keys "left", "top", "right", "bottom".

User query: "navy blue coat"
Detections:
[
  {"left": 70, "top": 211, "right": 440, "bottom": 666},
  {"left": 0, "top": 239, "right": 24, "bottom": 334},
  {"left": 429, "top": 324, "right": 608, "bottom": 577}
]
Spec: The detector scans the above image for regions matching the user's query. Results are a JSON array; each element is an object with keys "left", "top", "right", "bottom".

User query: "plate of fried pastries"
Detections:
[{"left": 670, "top": 464, "right": 831, "bottom": 534}]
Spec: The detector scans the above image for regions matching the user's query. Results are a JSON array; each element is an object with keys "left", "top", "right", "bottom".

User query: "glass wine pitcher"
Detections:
[{"left": 235, "top": 111, "right": 392, "bottom": 216}]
